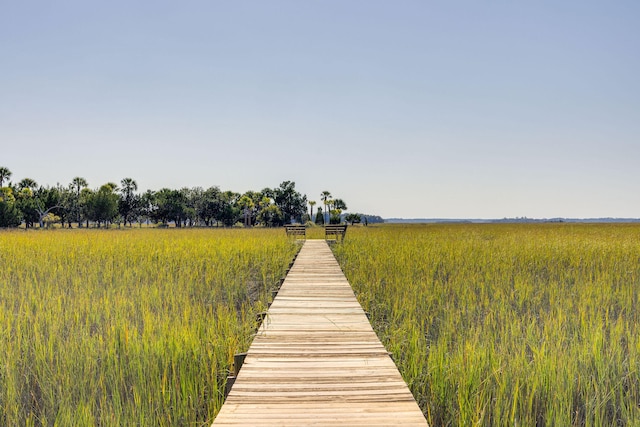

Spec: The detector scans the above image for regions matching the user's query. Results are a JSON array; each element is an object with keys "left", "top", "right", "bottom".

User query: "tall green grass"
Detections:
[
  {"left": 333, "top": 223, "right": 640, "bottom": 426},
  {"left": 0, "top": 228, "right": 297, "bottom": 426}
]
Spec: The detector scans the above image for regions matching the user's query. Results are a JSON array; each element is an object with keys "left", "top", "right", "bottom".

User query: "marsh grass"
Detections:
[
  {"left": 0, "top": 228, "right": 297, "bottom": 426},
  {"left": 333, "top": 223, "right": 640, "bottom": 426}
]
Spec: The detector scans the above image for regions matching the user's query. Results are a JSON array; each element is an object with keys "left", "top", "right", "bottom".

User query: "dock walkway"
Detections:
[{"left": 212, "top": 240, "right": 427, "bottom": 426}]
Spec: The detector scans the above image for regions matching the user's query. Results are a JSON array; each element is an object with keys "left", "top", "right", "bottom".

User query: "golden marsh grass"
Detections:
[
  {"left": 333, "top": 223, "right": 640, "bottom": 426},
  {"left": 0, "top": 228, "right": 297, "bottom": 426},
  {"left": 3, "top": 224, "right": 638, "bottom": 425}
]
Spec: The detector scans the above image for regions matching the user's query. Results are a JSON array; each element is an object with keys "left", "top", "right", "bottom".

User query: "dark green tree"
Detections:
[
  {"left": 139, "top": 190, "right": 157, "bottom": 226},
  {"left": 273, "top": 181, "right": 307, "bottom": 224},
  {"left": 257, "top": 204, "right": 284, "bottom": 227},
  {"left": 58, "top": 185, "right": 74, "bottom": 228},
  {"left": 181, "top": 187, "right": 201, "bottom": 227},
  {"left": 217, "top": 191, "right": 241, "bottom": 227},
  {"left": 70, "top": 177, "right": 89, "bottom": 227},
  {"left": 153, "top": 188, "right": 187, "bottom": 227},
  {"left": 196, "top": 186, "right": 222, "bottom": 227},
  {"left": 88, "top": 184, "right": 119, "bottom": 227},
  {"left": 0, "top": 187, "right": 21, "bottom": 227},
  {"left": 0, "top": 201, "right": 21, "bottom": 227},
  {"left": 238, "top": 190, "right": 267, "bottom": 227},
  {"left": 118, "top": 178, "right": 139, "bottom": 227},
  {"left": 79, "top": 188, "right": 93, "bottom": 228},
  {"left": 15, "top": 188, "right": 39, "bottom": 228},
  {"left": 33, "top": 186, "right": 63, "bottom": 228}
]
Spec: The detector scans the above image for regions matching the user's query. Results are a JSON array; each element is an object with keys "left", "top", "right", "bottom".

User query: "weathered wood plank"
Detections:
[{"left": 212, "top": 240, "right": 427, "bottom": 426}]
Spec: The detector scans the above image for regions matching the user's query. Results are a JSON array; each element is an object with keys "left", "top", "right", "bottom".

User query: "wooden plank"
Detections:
[{"left": 212, "top": 240, "right": 427, "bottom": 426}]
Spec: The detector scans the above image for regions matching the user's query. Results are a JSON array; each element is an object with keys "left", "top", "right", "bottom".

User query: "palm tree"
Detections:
[
  {"left": 120, "top": 178, "right": 138, "bottom": 195},
  {"left": 308, "top": 201, "right": 316, "bottom": 221},
  {"left": 333, "top": 198, "right": 347, "bottom": 211},
  {"left": 71, "top": 177, "right": 88, "bottom": 196},
  {"left": 321, "top": 191, "right": 331, "bottom": 225},
  {"left": 120, "top": 178, "right": 139, "bottom": 227},
  {"left": 332, "top": 198, "right": 347, "bottom": 224},
  {"left": 0, "top": 167, "right": 11, "bottom": 187},
  {"left": 70, "top": 177, "right": 88, "bottom": 227},
  {"left": 18, "top": 178, "right": 38, "bottom": 190},
  {"left": 326, "top": 199, "right": 334, "bottom": 223}
]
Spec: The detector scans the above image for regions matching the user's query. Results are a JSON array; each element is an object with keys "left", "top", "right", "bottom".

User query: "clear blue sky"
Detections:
[{"left": 2, "top": 1, "right": 639, "bottom": 218}]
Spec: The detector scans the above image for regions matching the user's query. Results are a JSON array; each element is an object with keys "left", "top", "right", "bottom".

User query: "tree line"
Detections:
[{"left": 0, "top": 166, "right": 375, "bottom": 228}]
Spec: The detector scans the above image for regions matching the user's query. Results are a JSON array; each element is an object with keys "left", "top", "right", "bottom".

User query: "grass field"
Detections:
[
  {"left": 332, "top": 223, "right": 640, "bottom": 426},
  {"left": 0, "top": 228, "right": 297, "bottom": 426},
  {"left": 3, "top": 224, "right": 639, "bottom": 426}
]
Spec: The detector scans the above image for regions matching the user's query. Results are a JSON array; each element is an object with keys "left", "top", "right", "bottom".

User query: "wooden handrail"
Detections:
[
  {"left": 284, "top": 224, "right": 306, "bottom": 239},
  {"left": 324, "top": 224, "right": 347, "bottom": 242}
]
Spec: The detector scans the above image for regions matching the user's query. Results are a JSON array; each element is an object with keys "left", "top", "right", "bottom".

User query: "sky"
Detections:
[{"left": 1, "top": 1, "right": 639, "bottom": 219}]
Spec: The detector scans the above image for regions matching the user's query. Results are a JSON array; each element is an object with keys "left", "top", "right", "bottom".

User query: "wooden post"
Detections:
[
  {"left": 234, "top": 352, "right": 248, "bottom": 375},
  {"left": 224, "top": 376, "right": 236, "bottom": 398}
]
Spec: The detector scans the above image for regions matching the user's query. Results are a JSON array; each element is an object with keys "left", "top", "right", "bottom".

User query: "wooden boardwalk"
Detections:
[{"left": 212, "top": 240, "right": 428, "bottom": 426}]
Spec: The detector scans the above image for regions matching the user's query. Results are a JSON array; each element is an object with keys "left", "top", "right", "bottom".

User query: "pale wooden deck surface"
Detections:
[{"left": 212, "top": 240, "right": 427, "bottom": 426}]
